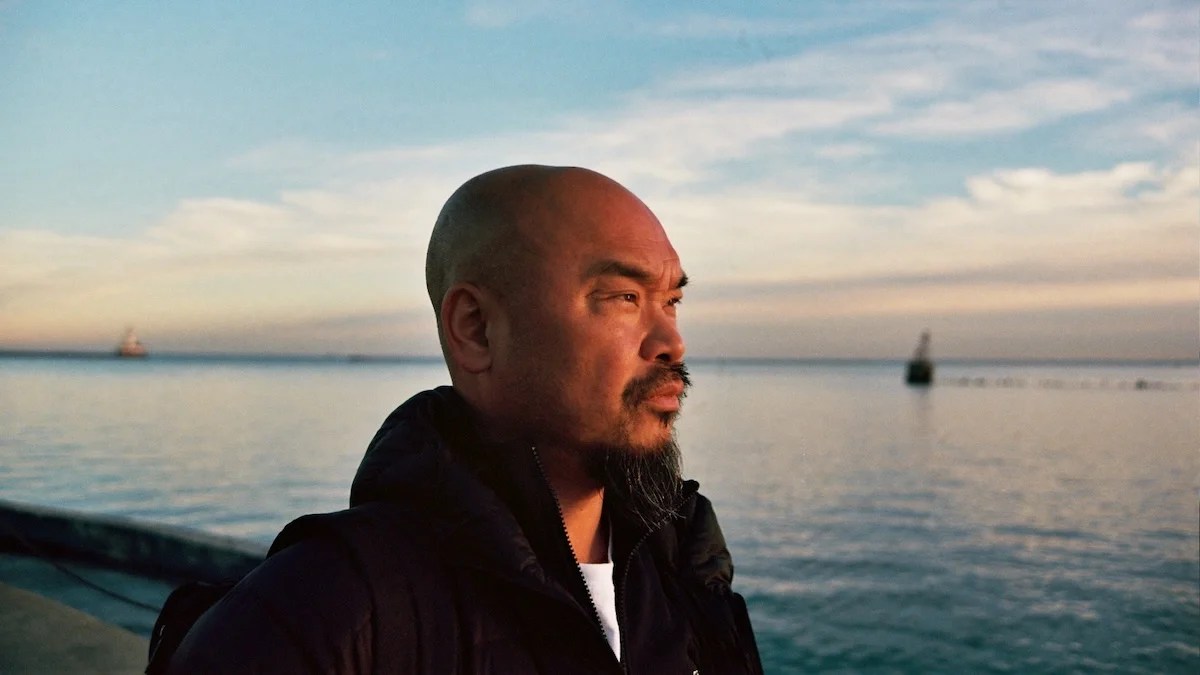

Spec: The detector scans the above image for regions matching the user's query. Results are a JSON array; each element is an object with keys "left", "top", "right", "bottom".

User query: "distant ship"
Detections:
[
  {"left": 116, "top": 328, "right": 148, "bottom": 358},
  {"left": 905, "top": 330, "right": 933, "bottom": 385}
]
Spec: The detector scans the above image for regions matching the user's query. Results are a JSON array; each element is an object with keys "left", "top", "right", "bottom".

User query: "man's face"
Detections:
[{"left": 491, "top": 183, "right": 688, "bottom": 458}]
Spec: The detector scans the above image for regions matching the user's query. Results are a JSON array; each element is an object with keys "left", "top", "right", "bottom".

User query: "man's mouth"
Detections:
[
  {"left": 622, "top": 361, "right": 690, "bottom": 413},
  {"left": 643, "top": 381, "right": 684, "bottom": 412}
]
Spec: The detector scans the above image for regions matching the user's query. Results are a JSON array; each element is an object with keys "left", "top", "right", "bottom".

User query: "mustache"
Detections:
[{"left": 622, "top": 362, "right": 691, "bottom": 407}]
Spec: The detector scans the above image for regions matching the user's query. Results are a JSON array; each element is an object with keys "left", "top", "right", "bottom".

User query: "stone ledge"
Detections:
[{"left": 0, "top": 582, "right": 148, "bottom": 674}]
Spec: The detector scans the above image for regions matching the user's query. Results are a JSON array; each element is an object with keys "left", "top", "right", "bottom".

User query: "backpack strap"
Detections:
[{"left": 146, "top": 579, "right": 242, "bottom": 674}]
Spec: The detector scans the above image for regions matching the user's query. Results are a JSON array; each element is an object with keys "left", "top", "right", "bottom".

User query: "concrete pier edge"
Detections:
[
  {"left": 0, "top": 581, "right": 149, "bottom": 673},
  {"left": 0, "top": 498, "right": 266, "bottom": 584}
]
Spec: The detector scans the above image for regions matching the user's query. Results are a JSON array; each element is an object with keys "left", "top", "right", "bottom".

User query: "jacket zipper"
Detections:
[
  {"left": 616, "top": 525, "right": 655, "bottom": 672},
  {"left": 530, "top": 446, "right": 615, "bottom": 667}
]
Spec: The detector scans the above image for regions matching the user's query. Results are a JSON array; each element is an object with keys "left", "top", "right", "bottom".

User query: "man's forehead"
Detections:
[{"left": 516, "top": 205, "right": 678, "bottom": 258}]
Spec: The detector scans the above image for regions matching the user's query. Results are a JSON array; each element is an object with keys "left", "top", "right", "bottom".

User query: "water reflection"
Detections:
[
  {"left": 678, "top": 362, "right": 1197, "bottom": 672},
  {"left": 1, "top": 357, "right": 1196, "bottom": 672}
]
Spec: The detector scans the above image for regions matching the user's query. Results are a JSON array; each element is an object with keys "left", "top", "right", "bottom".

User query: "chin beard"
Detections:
[
  {"left": 588, "top": 361, "right": 689, "bottom": 529},
  {"left": 586, "top": 436, "right": 683, "bottom": 531}
]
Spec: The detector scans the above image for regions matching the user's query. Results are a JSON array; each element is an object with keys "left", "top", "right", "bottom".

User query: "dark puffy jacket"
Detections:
[{"left": 169, "top": 387, "right": 762, "bottom": 674}]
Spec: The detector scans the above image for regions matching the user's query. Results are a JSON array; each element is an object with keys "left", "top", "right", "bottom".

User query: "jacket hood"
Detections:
[{"left": 351, "top": 386, "right": 479, "bottom": 508}]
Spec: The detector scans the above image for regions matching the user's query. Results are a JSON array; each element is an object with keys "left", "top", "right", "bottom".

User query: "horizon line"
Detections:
[{"left": 0, "top": 348, "right": 1196, "bottom": 368}]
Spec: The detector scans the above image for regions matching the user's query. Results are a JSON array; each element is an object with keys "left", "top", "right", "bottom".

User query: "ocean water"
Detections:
[{"left": 0, "top": 356, "right": 1196, "bottom": 673}]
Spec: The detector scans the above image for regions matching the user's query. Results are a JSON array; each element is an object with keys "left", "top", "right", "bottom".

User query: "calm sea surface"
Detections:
[{"left": 1, "top": 356, "right": 1197, "bottom": 673}]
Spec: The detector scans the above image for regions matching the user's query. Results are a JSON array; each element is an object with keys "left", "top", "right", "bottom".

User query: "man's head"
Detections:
[{"left": 426, "top": 165, "right": 689, "bottom": 518}]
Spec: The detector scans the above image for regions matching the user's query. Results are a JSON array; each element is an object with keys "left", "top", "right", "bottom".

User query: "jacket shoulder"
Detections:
[
  {"left": 170, "top": 503, "right": 448, "bottom": 674},
  {"left": 673, "top": 490, "right": 735, "bottom": 588},
  {"left": 668, "top": 490, "right": 765, "bottom": 674},
  {"left": 169, "top": 535, "right": 375, "bottom": 674}
]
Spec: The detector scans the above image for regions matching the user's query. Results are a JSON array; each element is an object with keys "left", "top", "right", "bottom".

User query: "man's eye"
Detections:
[
  {"left": 620, "top": 293, "right": 638, "bottom": 303},
  {"left": 666, "top": 296, "right": 683, "bottom": 307}
]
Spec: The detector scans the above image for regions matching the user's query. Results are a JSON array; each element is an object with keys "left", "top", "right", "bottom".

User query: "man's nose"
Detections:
[{"left": 641, "top": 310, "right": 686, "bottom": 364}]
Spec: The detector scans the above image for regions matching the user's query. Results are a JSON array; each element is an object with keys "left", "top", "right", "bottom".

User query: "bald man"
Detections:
[{"left": 165, "top": 166, "right": 762, "bottom": 674}]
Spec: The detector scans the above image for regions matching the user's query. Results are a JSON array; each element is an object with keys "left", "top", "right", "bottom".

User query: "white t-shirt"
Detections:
[{"left": 579, "top": 536, "right": 621, "bottom": 659}]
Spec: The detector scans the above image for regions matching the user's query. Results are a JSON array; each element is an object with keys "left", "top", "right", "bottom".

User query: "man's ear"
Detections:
[{"left": 441, "top": 283, "right": 493, "bottom": 374}]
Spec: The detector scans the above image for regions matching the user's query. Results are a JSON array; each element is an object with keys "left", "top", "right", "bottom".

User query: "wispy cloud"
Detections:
[
  {"left": 2, "top": 1, "right": 1195, "bottom": 358},
  {"left": 815, "top": 143, "right": 879, "bottom": 160},
  {"left": 872, "top": 79, "right": 1132, "bottom": 137},
  {"left": 4, "top": 147, "right": 1192, "bottom": 354},
  {"left": 662, "top": 1, "right": 1192, "bottom": 143},
  {"left": 649, "top": 11, "right": 880, "bottom": 40}
]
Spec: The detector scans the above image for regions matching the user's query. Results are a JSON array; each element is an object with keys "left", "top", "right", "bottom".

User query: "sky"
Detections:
[{"left": 1, "top": 1, "right": 1197, "bottom": 360}]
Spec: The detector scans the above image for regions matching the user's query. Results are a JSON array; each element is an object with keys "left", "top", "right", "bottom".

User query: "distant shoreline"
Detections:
[{"left": 0, "top": 349, "right": 1195, "bottom": 369}]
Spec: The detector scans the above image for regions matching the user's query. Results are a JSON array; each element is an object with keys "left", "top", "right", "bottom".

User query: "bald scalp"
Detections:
[{"left": 425, "top": 164, "right": 631, "bottom": 338}]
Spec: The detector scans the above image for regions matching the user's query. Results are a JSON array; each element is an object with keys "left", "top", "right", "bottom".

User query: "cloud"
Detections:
[
  {"left": 661, "top": 1, "right": 1192, "bottom": 142},
  {"left": 871, "top": 79, "right": 1132, "bottom": 137},
  {"left": 691, "top": 277, "right": 1195, "bottom": 322},
  {"left": 1138, "top": 108, "right": 1200, "bottom": 146},
  {"left": 684, "top": 303, "right": 1199, "bottom": 361},
  {"left": 0, "top": 187, "right": 430, "bottom": 349},
  {"left": 963, "top": 162, "right": 1160, "bottom": 209},
  {"left": 2, "top": 2, "right": 1195, "bottom": 358},
  {"left": 223, "top": 4, "right": 1194, "bottom": 194},
  {"left": 815, "top": 143, "right": 879, "bottom": 160},
  {"left": 4, "top": 149, "right": 1192, "bottom": 355},
  {"left": 1078, "top": 100, "right": 1200, "bottom": 159},
  {"left": 649, "top": 12, "right": 876, "bottom": 40},
  {"left": 159, "top": 308, "right": 441, "bottom": 356}
]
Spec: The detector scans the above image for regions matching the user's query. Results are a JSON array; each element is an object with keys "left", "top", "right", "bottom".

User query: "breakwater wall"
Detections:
[{"left": 0, "top": 498, "right": 265, "bottom": 583}]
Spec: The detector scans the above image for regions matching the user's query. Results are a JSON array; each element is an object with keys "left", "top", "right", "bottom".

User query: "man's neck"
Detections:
[{"left": 538, "top": 447, "right": 608, "bottom": 564}]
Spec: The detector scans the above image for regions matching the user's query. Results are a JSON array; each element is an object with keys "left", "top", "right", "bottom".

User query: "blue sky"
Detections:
[{"left": 1, "top": 1, "right": 1196, "bottom": 359}]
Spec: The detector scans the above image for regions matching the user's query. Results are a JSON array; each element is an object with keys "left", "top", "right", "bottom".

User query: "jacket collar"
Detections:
[
  {"left": 350, "top": 387, "right": 579, "bottom": 599},
  {"left": 349, "top": 386, "right": 731, "bottom": 594}
]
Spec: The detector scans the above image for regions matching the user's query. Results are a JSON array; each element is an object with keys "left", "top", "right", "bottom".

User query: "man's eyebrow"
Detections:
[{"left": 585, "top": 259, "right": 689, "bottom": 289}]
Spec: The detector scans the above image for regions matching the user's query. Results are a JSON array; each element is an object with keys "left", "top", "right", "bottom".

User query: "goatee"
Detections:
[
  {"left": 593, "top": 435, "right": 683, "bottom": 531},
  {"left": 589, "top": 361, "right": 690, "bottom": 530}
]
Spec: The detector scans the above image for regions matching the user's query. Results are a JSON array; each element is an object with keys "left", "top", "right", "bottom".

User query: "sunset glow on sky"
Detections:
[{"left": 1, "top": 2, "right": 1196, "bottom": 359}]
